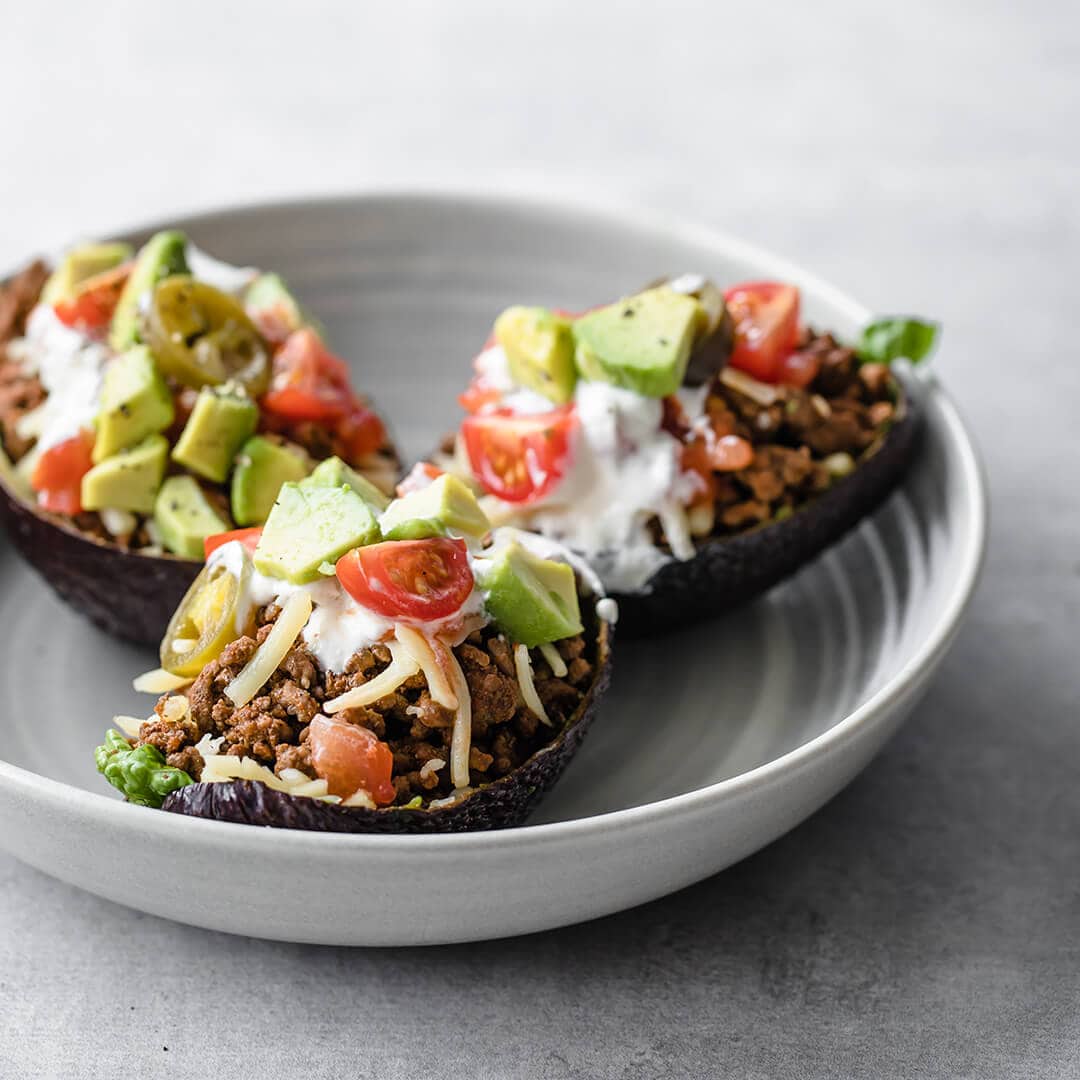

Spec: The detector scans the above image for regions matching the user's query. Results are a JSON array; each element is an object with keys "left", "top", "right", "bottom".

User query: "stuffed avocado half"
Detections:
[
  {"left": 432, "top": 276, "right": 937, "bottom": 636},
  {"left": 95, "top": 461, "right": 615, "bottom": 832},
  {"left": 0, "top": 238, "right": 398, "bottom": 643}
]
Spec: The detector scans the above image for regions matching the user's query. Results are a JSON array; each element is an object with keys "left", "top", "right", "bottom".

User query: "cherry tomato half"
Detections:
[
  {"left": 203, "top": 526, "right": 263, "bottom": 560},
  {"left": 53, "top": 263, "right": 132, "bottom": 332},
  {"left": 261, "top": 328, "right": 355, "bottom": 423},
  {"left": 723, "top": 282, "right": 800, "bottom": 383},
  {"left": 461, "top": 405, "right": 575, "bottom": 504},
  {"left": 336, "top": 538, "right": 474, "bottom": 622},
  {"left": 776, "top": 349, "right": 820, "bottom": 389},
  {"left": 30, "top": 430, "right": 95, "bottom": 514},
  {"left": 309, "top": 714, "right": 396, "bottom": 805}
]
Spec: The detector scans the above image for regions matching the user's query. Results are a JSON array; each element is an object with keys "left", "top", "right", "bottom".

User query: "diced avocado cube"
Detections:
[
  {"left": 92, "top": 346, "right": 174, "bottom": 463},
  {"left": 244, "top": 273, "right": 306, "bottom": 336},
  {"left": 572, "top": 286, "right": 705, "bottom": 398},
  {"left": 305, "top": 456, "right": 391, "bottom": 512},
  {"left": 231, "top": 436, "right": 311, "bottom": 526},
  {"left": 494, "top": 306, "right": 577, "bottom": 405},
  {"left": 41, "top": 242, "right": 133, "bottom": 305},
  {"left": 154, "top": 475, "right": 229, "bottom": 559},
  {"left": 81, "top": 434, "right": 169, "bottom": 514},
  {"left": 379, "top": 474, "right": 490, "bottom": 541},
  {"left": 254, "top": 482, "right": 381, "bottom": 584},
  {"left": 172, "top": 384, "right": 258, "bottom": 484},
  {"left": 109, "top": 230, "right": 189, "bottom": 351},
  {"left": 476, "top": 542, "right": 583, "bottom": 647}
]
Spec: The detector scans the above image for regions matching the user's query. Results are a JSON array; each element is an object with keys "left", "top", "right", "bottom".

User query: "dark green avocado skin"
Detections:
[
  {"left": 0, "top": 477, "right": 198, "bottom": 644},
  {"left": 614, "top": 380, "right": 922, "bottom": 638},
  {"left": 161, "top": 620, "right": 613, "bottom": 833}
]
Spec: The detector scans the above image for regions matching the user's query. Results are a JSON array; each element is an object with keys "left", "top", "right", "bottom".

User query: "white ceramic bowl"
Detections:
[{"left": 0, "top": 193, "right": 986, "bottom": 945}]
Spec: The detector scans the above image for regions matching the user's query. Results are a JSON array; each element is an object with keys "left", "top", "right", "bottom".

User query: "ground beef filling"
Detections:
[
  {"left": 0, "top": 261, "right": 50, "bottom": 462},
  {"left": 0, "top": 262, "right": 397, "bottom": 548},
  {"left": 691, "top": 328, "right": 901, "bottom": 535},
  {"left": 137, "top": 606, "right": 594, "bottom": 806}
]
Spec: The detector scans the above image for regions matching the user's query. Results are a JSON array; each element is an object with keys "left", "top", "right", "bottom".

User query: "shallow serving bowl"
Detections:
[{"left": 0, "top": 193, "right": 985, "bottom": 946}]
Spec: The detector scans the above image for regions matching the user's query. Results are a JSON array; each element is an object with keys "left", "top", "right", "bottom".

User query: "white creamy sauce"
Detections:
[
  {"left": 473, "top": 344, "right": 516, "bottom": 393},
  {"left": 208, "top": 540, "right": 485, "bottom": 675},
  {"left": 484, "top": 380, "right": 699, "bottom": 594},
  {"left": 185, "top": 245, "right": 258, "bottom": 295},
  {"left": 15, "top": 306, "right": 109, "bottom": 454}
]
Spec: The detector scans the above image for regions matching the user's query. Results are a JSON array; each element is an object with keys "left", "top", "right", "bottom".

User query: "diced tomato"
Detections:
[
  {"left": 261, "top": 328, "right": 355, "bottom": 423},
  {"left": 776, "top": 349, "right": 820, "bottom": 389},
  {"left": 29, "top": 430, "right": 95, "bottom": 514},
  {"left": 52, "top": 263, "right": 132, "bottom": 332},
  {"left": 461, "top": 405, "right": 575, "bottom": 504},
  {"left": 336, "top": 538, "right": 474, "bottom": 622},
  {"left": 338, "top": 403, "right": 387, "bottom": 458},
  {"left": 308, "top": 714, "right": 396, "bottom": 805},
  {"left": 203, "top": 527, "right": 263, "bottom": 560},
  {"left": 707, "top": 433, "right": 754, "bottom": 471},
  {"left": 396, "top": 462, "right": 444, "bottom": 498},
  {"left": 723, "top": 282, "right": 800, "bottom": 383},
  {"left": 458, "top": 378, "right": 504, "bottom": 415},
  {"left": 680, "top": 438, "right": 717, "bottom": 506}
]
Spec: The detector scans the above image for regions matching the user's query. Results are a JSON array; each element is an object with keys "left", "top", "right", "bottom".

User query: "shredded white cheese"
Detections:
[
  {"left": 225, "top": 590, "right": 312, "bottom": 707},
  {"left": 323, "top": 641, "right": 420, "bottom": 713},
  {"left": 720, "top": 366, "right": 780, "bottom": 406},
  {"left": 514, "top": 643, "right": 552, "bottom": 727},
  {"left": 439, "top": 641, "right": 473, "bottom": 790},
  {"left": 419, "top": 757, "right": 445, "bottom": 780},
  {"left": 538, "top": 642, "right": 568, "bottom": 678},
  {"left": 112, "top": 715, "right": 145, "bottom": 739},
  {"left": 395, "top": 625, "right": 457, "bottom": 710},
  {"left": 132, "top": 668, "right": 193, "bottom": 695}
]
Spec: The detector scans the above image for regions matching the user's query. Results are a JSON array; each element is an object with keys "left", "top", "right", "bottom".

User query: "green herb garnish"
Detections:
[
  {"left": 95, "top": 729, "right": 193, "bottom": 808},
  {"left": 857, "top": 317, "right": 939, "bottom": 366}
]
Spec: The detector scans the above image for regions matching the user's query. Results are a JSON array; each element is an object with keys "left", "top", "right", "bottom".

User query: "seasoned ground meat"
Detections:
[
  {"left": 689, "top": 328, "right": 901, "bottom": 535},
  {"left": 0, "top": 261, "right": 49, "bottom": 462},
  {"left": 140, "top": 609, "right": 594, "bottom": 805}
]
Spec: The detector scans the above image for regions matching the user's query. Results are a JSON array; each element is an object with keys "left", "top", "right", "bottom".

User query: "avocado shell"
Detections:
[
  {"left": 161, "top": 616, "right": 613, "bottom": 833},
  {"left": 0, "top": 471, "right": 200, "bottom": 644},
  {"left": 613, "top": 377, "right": 923, "bottom": 637}
]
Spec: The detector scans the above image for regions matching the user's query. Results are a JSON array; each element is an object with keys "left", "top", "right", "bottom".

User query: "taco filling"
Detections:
[
  {"left": 95, "top": 464, "right": 613, "bottom": 813},
  {"left": 436, "top": 277, "right": 937, "bottom": 593},
  {"left": 0, "top": 233, "right": 396, "bottom": 557}
]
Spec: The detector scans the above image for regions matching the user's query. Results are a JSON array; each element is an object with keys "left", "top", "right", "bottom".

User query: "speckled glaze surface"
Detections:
[{"left": 0, "top": 194, "right": 985, "bottom": 945}]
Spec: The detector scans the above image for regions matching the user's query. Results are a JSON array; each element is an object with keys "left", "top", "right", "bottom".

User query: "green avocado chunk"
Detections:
[
  {"left": 379, "top": 474, "right": 491, "bottom": 541},
  {"left": 305, "top": 456, "right": 391, "bottom": 512},
  {"left": 494, "top": 306, "right": 577, "bottom": 405},
  {"left": 41, "top": 242, "right": 133, "bottom": 305},
  {"left": 109, "top": 230, "right": 189, "bottom": 351},
  {"left": 154, "top": 475, "right": 230, "bottom": 559},
  {"left": 231, "top": 436, "right": 311, "bottom": 526},
  {"left": 572, "top": 286, "right": 704, "bottom": 398},
  {"left": 254, "top": 481, "right": 381, "bottom": 584},
  {"left": 171, "top": 384, "right": 258, "bottom": 484},
  {"left": 81, "top": 433, "right": 169, "bottom": 514},
  {"left": 92, "top": 346, "right": 174, "bottom": 463},
  {"left": 244, "top": 272, "right": 306, "bottom": 335},
  {"left": 476, "top": 541, "right": 583, "bottom": 647}
]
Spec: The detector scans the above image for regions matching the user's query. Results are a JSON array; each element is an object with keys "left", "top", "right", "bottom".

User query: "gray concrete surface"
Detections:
[{"left": 2, "top": 1, "right": 1078, "bottom": 1076}]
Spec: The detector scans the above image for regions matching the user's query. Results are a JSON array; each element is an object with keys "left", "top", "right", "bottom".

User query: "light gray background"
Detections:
[{"left": 2, "top": 2, "right": 1076, "bottom": 1077}]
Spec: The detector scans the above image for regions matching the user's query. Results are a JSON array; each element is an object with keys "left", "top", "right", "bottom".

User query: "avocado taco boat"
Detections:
[
  {"left": 0, "top": 233, "right": 398, "bottom": 643},
  {"left": 431, "top": 276, "right": 937, "bottom": 636},
  {"left": 95, "top": 460, "right": 614, "bottom": 832}
]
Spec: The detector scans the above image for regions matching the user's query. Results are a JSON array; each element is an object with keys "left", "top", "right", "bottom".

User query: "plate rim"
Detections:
[{"left": 0, "top": 188, "right": 988, "bottom": 853}]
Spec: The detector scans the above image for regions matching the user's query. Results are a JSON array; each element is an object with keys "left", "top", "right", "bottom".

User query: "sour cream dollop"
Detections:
[{"left": 473, "top": 345, "right": 699, "bottom": 594}]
